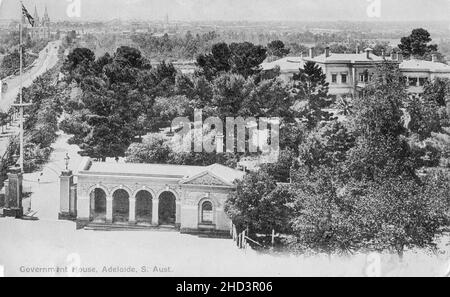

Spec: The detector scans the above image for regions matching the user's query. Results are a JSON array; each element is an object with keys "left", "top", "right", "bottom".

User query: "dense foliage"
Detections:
[{"left": 226, "top": 61, "right": 450, "bottom": 257}]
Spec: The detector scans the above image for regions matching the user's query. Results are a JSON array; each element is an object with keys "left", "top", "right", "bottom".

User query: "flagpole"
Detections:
[{"left": 19, "top": 1, "right": 24, "bottom": 173}]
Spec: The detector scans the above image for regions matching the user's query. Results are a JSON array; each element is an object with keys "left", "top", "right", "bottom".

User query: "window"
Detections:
[
  {"left": 201, "top": 201, "right": 213, "bottom": 224},
  {"left": 341, "top": 74, "right": 347, "bottom": 84},
  {"left": 409, "top": 77, "right": 418, "bottom": 87},
  {"left": 419, "top": 78, "right": 428, "bottom": 86},
  {"left": 359, "top": 74, "right": 365, "bottom": 82},
  {"left": 360, "top": 70, "right": 369, "bottom": 83},
  {"left": 331, "top": 74, "right": 337, "bottom": 83}
]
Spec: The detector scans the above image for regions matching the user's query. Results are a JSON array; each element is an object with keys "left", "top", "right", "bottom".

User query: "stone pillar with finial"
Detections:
[
  {"left": 3, "top": 153, "right": 23, "bottom": 218},
  {"left": 59, "top": 153, "right": 75, "bottom": 220}
]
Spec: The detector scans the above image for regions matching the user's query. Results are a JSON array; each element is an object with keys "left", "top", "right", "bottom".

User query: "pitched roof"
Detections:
[
  {"left": 260, "top": 57, "right": 305, "bottom": 72},
  {"left": 86, "top": 162, "right": 245, "bottom": 184},
  {"left": 261, "top": 52, "right": 390, "bottom": 73},
  {"left": 400, "top": 59, "right": 450, "bottom": 73},
  {"left": 307, "top": 52, "right": 387, "bottom": 63},
  {"left": 205, "top": 163, "right": 246, "bottom": 184}
]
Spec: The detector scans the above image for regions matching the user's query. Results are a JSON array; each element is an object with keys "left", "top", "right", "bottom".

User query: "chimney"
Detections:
[
  {"left": 365, "top": 48, "right": 373, "bottom": 59},
  {"left": 391, "top": 52, "right": 398, "bottom": 61},
  {"left": 325, "top": 47, "right": 330, "bottom": 58},
  {"left": 432, "top": 54, "right": 437, "bottom": 63},
  {"left": 398, "top": 53, "right": 404, "bottom": 63},
  {"left": 309, "top": 48, "right": 314, "bottom": 58},
  {"left": 381, "top": 50, "right": 385, "bottom": 59},
  {"left": 356, "top": 46, "right": 359, "bottom": 54}
]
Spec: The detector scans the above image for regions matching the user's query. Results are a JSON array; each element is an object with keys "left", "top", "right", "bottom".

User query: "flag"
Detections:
[{"left": 21, "top": 4, "right": 35, "bottom": 27}]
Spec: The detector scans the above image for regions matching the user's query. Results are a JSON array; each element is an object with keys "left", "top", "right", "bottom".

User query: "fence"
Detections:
[
  {"left": 231, "top": 224, "right": 248, "bottom": 249},
  {"left": 231, "top": 224, "right": 268, "bottom": 250}
]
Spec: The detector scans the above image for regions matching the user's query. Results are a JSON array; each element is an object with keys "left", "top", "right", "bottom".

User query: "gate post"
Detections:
[
  {"left": 3, "top": 165, "right": 23, "bottom": 218},
  {"left": 59, "top": 169, "right": 75, "bottom": 220}
]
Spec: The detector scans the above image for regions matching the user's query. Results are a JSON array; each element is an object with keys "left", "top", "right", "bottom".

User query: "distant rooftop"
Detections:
[
  {"left": 261, "top": 57, "right": 305, "bottom": 72},
  {"left": 307, "top": 52, "right": 387, "bottom": 63},
  {"left": 400, "top": 59, "right": 450, "bottom": 73},
  {"left": 261, "top": 51, "right": 450, "bottom": 74}
]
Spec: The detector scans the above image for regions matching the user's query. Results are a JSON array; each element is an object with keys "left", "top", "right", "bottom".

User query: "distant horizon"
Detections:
[
  {"left": 1, "top": 0, "right": 449, "bottom": 23},
  {"left": 1, "top": 17, "right": 449, "bottom": 25}
]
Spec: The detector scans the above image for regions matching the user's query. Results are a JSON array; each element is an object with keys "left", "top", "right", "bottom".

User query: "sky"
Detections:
[{"left": 0, "top": 0, "right": 449, "bottom": 22}]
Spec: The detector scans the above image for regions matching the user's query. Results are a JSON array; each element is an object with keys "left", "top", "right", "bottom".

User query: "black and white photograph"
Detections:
[{"left": 0, "top": 0, "right": 450, "bottom": 281}]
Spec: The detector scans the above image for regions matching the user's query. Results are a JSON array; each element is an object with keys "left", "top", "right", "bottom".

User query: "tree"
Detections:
[
  {"left": 125, "top": 135, "right": 172, "bottom": 164},
  {"left": 260, "top": 149, "right": 297, "bottom": 183},
  {"left": 211, "top": 73, "right": 253, "bottom": 117},
  {"left": 196, "top": 42, "right": 232, "bottom": 80},
  {"left": 346, "top": 62, "right": 419, "bottom": 181},
  {"left": 225, "top": 170, "right": 286, "bottom": 235},
  {"left": 229, "top": 42, "right": 267, "bottom": 78},
  {"left": 0, "top": 112, "right": 9, "bottom": 134},
  {"left": 292, "top": 61, "right": 334, "bottom": 130},
  {"left": 62, "top": 48, "right": 95, "bottom": 83},
  {"left": 350, "top": 175, "right": 449, "bottom": 258},
  {"left": 197, "top": 41, "right": 267, "bottom": 80},
  {"left": 288, "top": 43, "right": 309, "bottom": 56},
  {"left": 267, "top": 40, "right": 290, "bottom": 60},
  {"left": 398, "top": 28, "right": 438, "bottom": 59},
  {"left": 406, "top": 95, "right": 442, "bottom": 140},
  {"left": 422, "top": 78, "right": 450, "bottom": 107},
  {"left": 0, "top": 48, "right": 27, "bottom": 78},
  {"left": 291, "top": 166, "right": 358, "bottom": 254},
  {"left": 61, "top": 46, "right": 155, "bottom": 160},
  {"left": 242, "top": 78, "right": 294, "bottom": 119},
  {"left": 299, "top": 120, "right": 355, "bottom": 172},
  {"left": 152, "top": 95, "right": 193, "bottom": 130}
]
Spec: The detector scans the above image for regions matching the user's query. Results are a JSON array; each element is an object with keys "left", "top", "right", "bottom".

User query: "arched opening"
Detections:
[
  {"left": 200, "top": 201, "right": 214, "bottom": 224},
  {"left": 158, "top": 191, "right": 176, "bottom": 226},
  {"left": 90, "top": 188, "right": 106, "bottom": 222},
  {"left": 112, "top": 189, "right": 130, "bottom": 223},
  {"left": 135, "top": 190, "right": 153, "bottom": 224}
]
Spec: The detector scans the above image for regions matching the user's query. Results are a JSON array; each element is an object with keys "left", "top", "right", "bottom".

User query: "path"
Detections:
[
  {"left": 0, "top": 40, "right": 62, "bottom": 112},
  {"left": 0, "top": 40, "right": 62, "bottom": 161},
  {"left": 23, "top": 131, "right": 83, "bottom": 220}
]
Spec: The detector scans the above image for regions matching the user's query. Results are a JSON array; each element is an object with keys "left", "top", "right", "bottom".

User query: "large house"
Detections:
[{"left": 261, "top": 47, "right": 450, "bottom": 98}]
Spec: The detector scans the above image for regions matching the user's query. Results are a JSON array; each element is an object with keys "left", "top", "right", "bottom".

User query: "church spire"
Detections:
[
  {"left": 44, "top": 5, "right": 49, "bottom": 19},
  {"left": 33, "top": 5, "right": 40, "bottom": 24},
  {"left": 42, "top": 5, "right": 50, "bottom": 25}
]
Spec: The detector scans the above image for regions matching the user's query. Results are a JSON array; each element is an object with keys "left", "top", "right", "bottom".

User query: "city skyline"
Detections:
[{"left": 0, "top": 0, "right": 449, "bottom": 22}]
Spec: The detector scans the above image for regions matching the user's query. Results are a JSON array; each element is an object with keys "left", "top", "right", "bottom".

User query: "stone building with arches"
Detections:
[{"left": 59, "top": 158, "right": 245, "bottom": 235}]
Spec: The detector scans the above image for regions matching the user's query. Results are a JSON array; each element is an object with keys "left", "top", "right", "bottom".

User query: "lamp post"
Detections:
[{"left": 64, "top": 153, "right": 71, "bottom": 171}]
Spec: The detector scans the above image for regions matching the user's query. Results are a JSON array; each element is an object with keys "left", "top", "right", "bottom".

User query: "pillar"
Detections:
[
  {"left": 352, "top": 67, "right": 357, "bottom": 97},
  {"left": 70, "top": 185, "right": 77, "bottom": 217},
  {"left": 106, "top": 196, "right": 113, "bottom": 224},
  {"left": 3, "top": 166, "right": 23, "bottom": 218},
  {"left": 129, "top": 198, "right": 136, "bottom": 224},
  {"left": 76, "top": 196, "right": 90, "bottom": 229},
  {"left": 176, "top": 200, "right": 181, "bottom": 227},
  {"left": 59, "top": 170, "right": 74, "bottom": 219},
  {"left": 152, "top": 198, "right": 159, "bottom": 225},
  {"left": 3, "top": 180, "right": 9, "bottom": 209}
]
